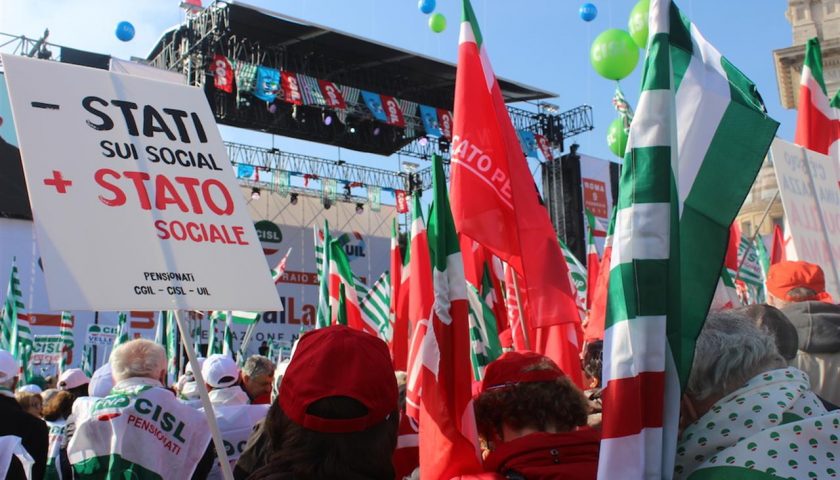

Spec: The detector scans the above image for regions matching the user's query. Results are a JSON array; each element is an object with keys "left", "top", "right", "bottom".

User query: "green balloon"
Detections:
[
  {"left": 628, "top": 0, "right": 650, "bottom": 49},
  {"left": 590, "top": 29, "right": 640, "bottom": 81},
  {"left": 429, "top": 13, "right": 447, "bottom": 33},
  {"left": 607, "top": 117, "right": 629, "bottom": 158}
]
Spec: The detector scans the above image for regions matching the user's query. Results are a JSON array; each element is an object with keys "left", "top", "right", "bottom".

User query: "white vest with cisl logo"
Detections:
[
  {"left": 45, "top": 418, "right": 66, "bottom": 479},
  {"left": 68, "top": 377, "right": 211, "bottom": 480},
  {"left": 200, "top": 387, "right": 269, "bottom": 480}
]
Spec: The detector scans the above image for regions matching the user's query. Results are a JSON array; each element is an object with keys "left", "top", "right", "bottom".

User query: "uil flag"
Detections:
[
  {"left": 407, "top": 155, "right": 481, "bottom": 479},
  {"left": 598, "top": 1, "right": 778, "bottom": 478},
  {"left": 329, "top": 238, "right": 369, "bottom": 334},
  {"left": 450, "top": 0, "right": 579, "bottom": 331},
  {"left": 794, "top": 37, "right": 840, "bottom": 157}
]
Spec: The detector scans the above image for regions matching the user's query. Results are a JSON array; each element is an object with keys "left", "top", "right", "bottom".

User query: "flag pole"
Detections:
[
  {"left": 171, "top": 309, "right": 235, "bottom": 480},
  {"left": 510, "top": 273, "right": 531, "bottom": 350}
]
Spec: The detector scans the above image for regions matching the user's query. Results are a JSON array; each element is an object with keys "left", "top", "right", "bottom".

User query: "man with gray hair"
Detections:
[
  {"left": 675, "top": 310, "right": 840, "bottom": 479},
  {"left": 240, "top": 355, "right": 274, "bottom": 404},
  {"left": 67, "top": 339, "right": 213, "bottom": 480}
]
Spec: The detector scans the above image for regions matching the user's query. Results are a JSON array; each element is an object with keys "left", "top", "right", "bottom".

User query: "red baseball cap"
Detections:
[
  {"left": 279, "top": 325, "right": 398, "bottom": 433},
  {"left": 480, "top": 351, "right": 565, "bottom": 393},
  {"left": 766, "top": 261, "right": 833, "bottom": 303}
]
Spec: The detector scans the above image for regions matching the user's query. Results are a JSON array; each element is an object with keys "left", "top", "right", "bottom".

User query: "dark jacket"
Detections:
[
  {"left": 782, "top": 301, "right": 840, "bottom": 408},
  {"left": 0, "top": 394, "right": 49, "bottom": 480}
]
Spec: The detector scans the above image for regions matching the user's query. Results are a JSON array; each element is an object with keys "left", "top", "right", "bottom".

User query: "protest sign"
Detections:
[
  {"left": 771, "top": 138, "right": 840, "bottom": 298},
  {"left": 86, "top": 324, "right": 118, "bottom": 346},
  {"left": 31, "top": 335, "right": 64, "bottom": 365},
  {"left": 1, "top": 55, "right": 281, "bottom": 311}
]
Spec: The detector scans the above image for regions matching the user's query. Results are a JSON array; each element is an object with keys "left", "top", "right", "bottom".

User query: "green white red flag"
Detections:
[
  {"left": 328, "top": 237, "right": 370, "bottom": 334},
  {"left": 598, "top": 1, "right": 779, "bottom": 478},
  {"left": 407, "top": 154, "right": 481, "bottom": 479},
  {"left": 558, "top": 237, "right": 588, "bottom": 322},
  {"left": 794, "top": 37, "right": 840, "bottom": 157},
  {"left": 584, "top": 208, "right": 615, "bottom": 342},
  {"left": 315, "top": 222, "right": 332, "bottom": 329},
  {"left": 449, "top": 0, "right": 580, "bottom": 330},
  {"left": 271, "top": 248, "right": 292, "bottom": 284},
  {"left": 1, "top": 257, "right": 31, "bottom": 366}
]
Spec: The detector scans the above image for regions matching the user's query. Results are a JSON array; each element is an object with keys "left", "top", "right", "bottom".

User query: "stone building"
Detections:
[{"left": 737, "top": 0, "right": 840, "bottom": 237}]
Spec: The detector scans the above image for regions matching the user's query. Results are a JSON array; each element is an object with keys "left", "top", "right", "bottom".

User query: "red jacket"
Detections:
[{"left": 456, "top": 429, "right": 600, "bottom": 480}]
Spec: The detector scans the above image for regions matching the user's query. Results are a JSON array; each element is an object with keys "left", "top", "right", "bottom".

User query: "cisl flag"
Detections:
[{"left": 449, "top": 0, "right": 579, "bottom": 330}]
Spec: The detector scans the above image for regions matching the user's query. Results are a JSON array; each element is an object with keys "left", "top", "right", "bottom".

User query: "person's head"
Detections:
[
  {"left": 202, "top": 354, "right": 240, "bottom": 391},
  {"left": 241, "top": 355, "right": 275, "bottom": 401},
  {"left": 89, "top": 363, "right": 115, "bottom": 397},
  {"left": 394, "top": 371, "right": 408, "bottom": 412},
  {"left": 15, "top": 391, "right": 42, "bottom": 417},
  {"left": 683, "top": 311, "right": 786, "bottom": 424},
  {"left": 582, "top": 340, "right": 603, "bottom": 389},
  {"left": 110, "top": 339, "right": 167, "bottom": 384},
  {"left": 474, "top": 351, "right": 589, "bottom": 446},
  {"left": 0, "top": 349, "right": 19, "bottom": 393},
  {"left": 259, "top": 325, "right": 399, "bottom": 479},
  {"left": 41, "top": 388, "right": 59, "bottom": 406},
  {"left": 42, "top": 390, "right": 74, "bottom": 421},
  {"left": 738, "top": 304, "right": 799, "bottom": 361},
  {"left": 57, "top": 368, "right": 90, "bottom": 399},
  {"left": 766, "top": 260, "right": 833, "bottom": 308},
  {"left": 44, "top": 375, "right": 57, "bottom": 390}
]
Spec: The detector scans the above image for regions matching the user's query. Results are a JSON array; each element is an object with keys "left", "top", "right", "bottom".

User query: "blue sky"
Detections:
[{"left": 0, "top": 0, "right": 797, "bottom": 176}]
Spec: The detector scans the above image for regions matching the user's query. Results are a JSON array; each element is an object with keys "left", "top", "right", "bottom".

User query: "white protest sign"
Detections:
[
  {"left": 2, "top": 55, "right": 281, "bottom": 311},
  {"left": 86, "top": 324, "right": 118, "bottom": 346},
  {"left": 771, "top": 138, "right": 840, "bottom": 299},
  {"left": 31, "top": 335, "right": 64, "bottom": 365}
]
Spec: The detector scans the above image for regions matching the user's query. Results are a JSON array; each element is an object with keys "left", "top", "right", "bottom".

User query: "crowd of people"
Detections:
[{"left": 1, "top": 259, "right": 840, "bottom": 479}]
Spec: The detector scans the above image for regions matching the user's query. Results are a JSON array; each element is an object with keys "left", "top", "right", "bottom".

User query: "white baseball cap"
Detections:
[
  {"left": 201, "top": 354, "right": 240, "bottom": 389},
  {"left": 17, "top": 384, "right": 42, "bottom": 394},
  {"left": 89, "top": 363, "right": 114, "bottom": 397},
  {"left": 58, "top": 368, "right": 90, "bottom": 391},
  {"left": 0, "top": 350, "right": 17, "bottom": 383}
]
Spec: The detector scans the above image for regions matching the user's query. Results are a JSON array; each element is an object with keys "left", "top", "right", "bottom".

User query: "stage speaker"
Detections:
[{"left": 541, "top": 147, "right": 585, "bottom": 263}]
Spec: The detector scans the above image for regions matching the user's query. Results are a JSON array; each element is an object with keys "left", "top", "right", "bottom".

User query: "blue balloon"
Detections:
[
  {"left": 579, "top": 3, "right": 598, "bottom": 22},
  {"left": 115, "top": 21, "right": 135, "bottom": 42},
  {"left": 418, "top": 0, "right": 436, "bottom": 14}
]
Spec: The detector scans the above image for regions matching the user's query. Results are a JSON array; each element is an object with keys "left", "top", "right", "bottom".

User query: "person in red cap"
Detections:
[
  {"left": 248, "top": 325, "right": 399, "bottom": 480},
  {"left": 766, "top": 260, "right": 840, "bottom": 407},
  {"left": 471, "top": 351, "right": 599, "bottom": 479}
]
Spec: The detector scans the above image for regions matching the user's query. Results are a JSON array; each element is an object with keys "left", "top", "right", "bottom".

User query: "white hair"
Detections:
[
  {"left": 686, "top": 310, "right": 786, "bottom": 403},
  {"left": 242, "top": 355, "right": 274, "bottom": 379},
  {"left": 110, "top": 339, "right": 167, "bottom": 383}
]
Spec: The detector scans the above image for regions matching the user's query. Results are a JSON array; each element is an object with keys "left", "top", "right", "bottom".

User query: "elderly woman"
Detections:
[{"left": 676, "top": 310, "right": 840, "bottom": 479}]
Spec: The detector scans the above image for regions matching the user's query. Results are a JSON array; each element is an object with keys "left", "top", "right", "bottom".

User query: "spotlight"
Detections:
[
  {"left": 323, "top": 197, "right": 332, "bottom": 210},
  {"left": 373, "top": 127, "right": 381, "bottom": 136},
  {"left": 290, "top": 193, "right": 299, "bottom": 205},
  {"left": 251, "top": 187, "right": 261, "bottom": 200},
  {"left": 323, "top": 112, "right": 333, "bottom": 126},
  {"left": 349, "top": 126, "right": 356, "bottom": 134},
  {"left": 355, "top": 203, "right": 364, "bottom": 215}
]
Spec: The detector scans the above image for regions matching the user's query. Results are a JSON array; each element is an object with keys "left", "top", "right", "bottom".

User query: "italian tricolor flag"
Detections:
[
  {"left": 598, "top": 1, "right": 778, "bottom": 478},
  {"left": 794, "top": 37, "right": 840, "bottom": 158}
]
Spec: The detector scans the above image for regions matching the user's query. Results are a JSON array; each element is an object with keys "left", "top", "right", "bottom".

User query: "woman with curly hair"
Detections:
[{"left": 473, "top": 351, "right": 600, "bottom": 479}]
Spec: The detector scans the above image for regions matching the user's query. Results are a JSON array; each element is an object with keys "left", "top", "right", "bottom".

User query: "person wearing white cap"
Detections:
[
  {"left": 202, "top": 354, "right": 248, "bottom": 406},
  {"left": 200, "top": 354, "right": 269, "bottom": 480},
  {"left": 177, "top": 356, "right": 206, "bottom": 405},
  {"left": 57, "top": 368, "right": 90, "bottom": 399},
  {"left": 0, "top": 349, "right": 48, "bottom": 480},
  {"left": 87, "top": 363, "right": 114, "bottom": 398}
]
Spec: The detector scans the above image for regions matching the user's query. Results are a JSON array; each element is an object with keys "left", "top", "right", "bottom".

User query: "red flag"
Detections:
[
  {"left": 381, "top": 95, "right": 406, "bottom": 127},
  {"left": 585, "top": 227, "right": 614, "bottom": 342},
  {"left": 503, "top": 263, "right": 528, "bottom": 351},
  {"left": 534, "top": 133, "right": 554, "bottom": 161},
  {"left": 450, "top": 0, "right": 579, "bottom": 331},
  {"left": 406, "top": 194, "right": 434, "bottom": 422},
  {"left": 390, "top": 219, "right": 408, "bottom": 371},
  {"left": 212, "top": 54, "right": 234, "bottom": 93},
  {"left": 532, "top": 323, "right": 585, "bottom": 388},
  {"left": 725, "top": 222, "right": 741, "bottom": 272},
  {"left": 272, "top": 248, "right": 292, "bottom": 285},
  {"left": 395, "top": 190, "right": 409, "bottom": 214},
  {"left": 318, "top": 79, "right": 347, "bottom": 109},
  {"left": 407, "top": 156, "right": 481, "bottom": 479},
  {"left": 281, "top": 71, "right": 302, "bottom": 105},
  {"left": 438, "top": 109, "right": 453, "bottom": 139},
  {"left": 770, "top": 224, "right": 786, "bottom": 265}
]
